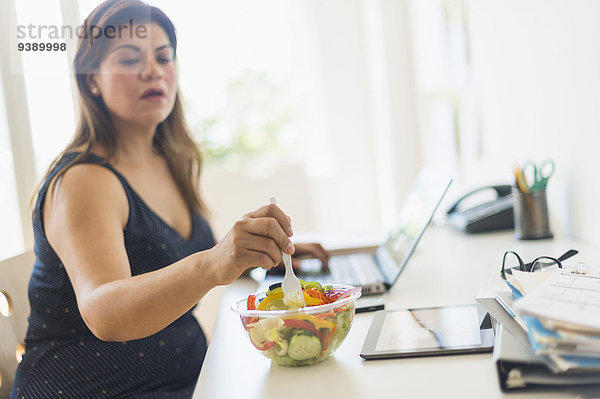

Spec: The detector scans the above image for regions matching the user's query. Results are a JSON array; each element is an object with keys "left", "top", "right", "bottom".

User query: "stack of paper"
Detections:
[
  {"left": 513, "top": 262, "right": 600, "bottom": 373},
  {"left": 477, "top": 262, "right": 600, "bottom": 391}
]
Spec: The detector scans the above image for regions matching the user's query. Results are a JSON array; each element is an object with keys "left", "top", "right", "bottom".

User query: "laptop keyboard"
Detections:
[
  {"left": 329, "top": 257, "right": 358, "bottom": 284},
  {"left": 329, "top": 253, "right": 384, "bottom": 285}
]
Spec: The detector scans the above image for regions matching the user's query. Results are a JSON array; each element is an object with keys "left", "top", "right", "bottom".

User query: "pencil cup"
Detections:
[{"left": 513, "top": 186, "right": 553, "bottom": 240}]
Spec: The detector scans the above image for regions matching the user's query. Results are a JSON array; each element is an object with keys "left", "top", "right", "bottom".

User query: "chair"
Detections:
[{"left": 0, "top": 252, "right": 34, "bottom": 399}]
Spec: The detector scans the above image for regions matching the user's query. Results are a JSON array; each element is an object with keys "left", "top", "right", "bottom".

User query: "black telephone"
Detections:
[{"left": 446, "top": 184, "right": 514, "bottom": 233}]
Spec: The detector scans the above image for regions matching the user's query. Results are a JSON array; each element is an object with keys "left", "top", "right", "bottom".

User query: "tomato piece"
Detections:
[
  {"left": 283, "top": 319, "right": 321, "bottom": 339},
  {"left": 247, "top": 294, "right": 257, "bottom": 310}
]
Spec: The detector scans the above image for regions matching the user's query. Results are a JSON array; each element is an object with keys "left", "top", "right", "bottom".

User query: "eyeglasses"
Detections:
[{"left": 500, "top": 249, "right": 578, "bottom": 280}]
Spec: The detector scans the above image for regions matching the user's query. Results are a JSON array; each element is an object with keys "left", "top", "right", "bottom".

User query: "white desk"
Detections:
[{"left": 193, "top": 226, "right": 599, "bottom": 398}]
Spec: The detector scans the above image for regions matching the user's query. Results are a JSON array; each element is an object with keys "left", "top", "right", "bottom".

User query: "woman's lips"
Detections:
[{"left": 140, "top": 89, "right": 165, "bottom": 100}]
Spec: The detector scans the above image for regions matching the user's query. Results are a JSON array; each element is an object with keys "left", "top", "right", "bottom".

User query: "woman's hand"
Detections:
[
  {"left": 291, "top": 243, "right": 329, "bottom": 271},
  {"left": 265, "top": 242, "right": 329, "bottom": 275},
  {"left": 206, "top": 203, "right": 295, "bottom": 286}
]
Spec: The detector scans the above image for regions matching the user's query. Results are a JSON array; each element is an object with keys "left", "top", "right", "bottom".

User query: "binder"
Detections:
[
  {"left": 477, "top": 296, "right": 600, "bottom": 391},
  {"left": 494, "top": 324, "right": 600, "bottom": 392}
]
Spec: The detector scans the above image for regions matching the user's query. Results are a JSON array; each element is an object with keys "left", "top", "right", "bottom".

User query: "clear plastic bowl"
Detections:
[{"left": 231, "top": 284, "right": 361, "bottom": 366}]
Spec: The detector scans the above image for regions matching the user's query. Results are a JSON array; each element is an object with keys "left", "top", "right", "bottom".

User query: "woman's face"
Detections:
[{"left": 90, "top": 22, "right": 177, "bottom": 130}]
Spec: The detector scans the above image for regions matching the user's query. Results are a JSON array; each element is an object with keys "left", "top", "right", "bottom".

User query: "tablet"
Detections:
[{"left": 360, "top": 304, "right": 495, "bottom": 360}]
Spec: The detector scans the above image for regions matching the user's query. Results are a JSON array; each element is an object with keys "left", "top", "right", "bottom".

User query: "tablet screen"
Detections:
[
  {"left": 361, "top": 304, "right": 494, "bottom": 359},
  {"left": 375, "top": 305, "right": 481, "bottom": 351}
]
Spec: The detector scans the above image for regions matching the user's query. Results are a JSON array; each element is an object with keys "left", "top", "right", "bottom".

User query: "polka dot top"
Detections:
[{"left": 11, "top": 152, "right": 216, "bottom": 398}]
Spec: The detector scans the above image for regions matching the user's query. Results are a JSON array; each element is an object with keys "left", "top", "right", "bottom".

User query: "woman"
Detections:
[{"left": 11, "top": 1, "right": 327, "bottom": 398}]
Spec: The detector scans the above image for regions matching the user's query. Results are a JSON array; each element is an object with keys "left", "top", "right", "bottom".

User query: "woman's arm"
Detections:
[{"left": 45, "top": 164, "right": 293, "bottom": 342}]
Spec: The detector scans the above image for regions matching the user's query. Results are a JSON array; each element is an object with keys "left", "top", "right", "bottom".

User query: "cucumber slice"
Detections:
[{"left": 287, "top": 334, "right": 322, "bottom": 361}]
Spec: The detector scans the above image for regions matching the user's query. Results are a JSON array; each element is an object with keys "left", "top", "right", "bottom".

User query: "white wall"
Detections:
[
  {"left": 464, "top": 0, "right": 600, "bottom": 245},
  {"left": 303, "top": 0, "right": 382, "bottom": 234}
]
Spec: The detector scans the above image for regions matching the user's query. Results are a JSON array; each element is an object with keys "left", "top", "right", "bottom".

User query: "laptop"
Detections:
[{"left": 259, "top": 169, "right": 452, "bottom": 295}]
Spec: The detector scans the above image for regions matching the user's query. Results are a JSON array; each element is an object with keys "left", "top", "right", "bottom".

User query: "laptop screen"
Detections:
[{"left": 378, "top": 170, "right": 452, "bottom": 283}]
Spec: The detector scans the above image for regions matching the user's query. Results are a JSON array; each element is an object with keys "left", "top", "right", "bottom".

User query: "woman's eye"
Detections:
[
  {"left": 119, "top": 59, "right": 139, "bottom": 65},
  {"left": 157, "top": 57, "right": 172, "bottom": 64}
]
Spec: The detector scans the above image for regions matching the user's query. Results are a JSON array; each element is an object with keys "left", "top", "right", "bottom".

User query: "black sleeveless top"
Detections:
[{"left": 11, "top": 152, "right": 215, "bottom": 399}]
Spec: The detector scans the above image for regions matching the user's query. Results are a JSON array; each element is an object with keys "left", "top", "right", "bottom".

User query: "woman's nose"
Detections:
[{"left": 139, "top": 56, "right": 161, "bottom": 80}]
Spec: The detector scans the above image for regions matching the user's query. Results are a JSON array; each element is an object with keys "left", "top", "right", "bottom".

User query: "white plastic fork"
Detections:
[{"left": 270, "top": 197, "right": 305, "bottom": 308}]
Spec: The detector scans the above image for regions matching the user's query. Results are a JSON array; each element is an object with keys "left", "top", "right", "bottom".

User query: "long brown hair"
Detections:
[{"left": 36, "top": 0, "right": 208, "bottom": 215}]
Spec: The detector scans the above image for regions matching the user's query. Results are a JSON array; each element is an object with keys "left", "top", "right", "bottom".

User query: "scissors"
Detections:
[{"left": 520, "top": 159, "right": 555, "bottom": 191}]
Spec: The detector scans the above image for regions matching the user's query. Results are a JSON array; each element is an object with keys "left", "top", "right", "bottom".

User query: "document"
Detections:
[
  {"left": 515, "top": 271, "right": 600, "bottom": 332},
  {"left": 508, "top": 269, "right": 553, "bottom": 295}
]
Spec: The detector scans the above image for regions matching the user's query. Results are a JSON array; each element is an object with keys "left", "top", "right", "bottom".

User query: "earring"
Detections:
[{"left": 90, "top": 86, "right": 99, "bottom": 95}]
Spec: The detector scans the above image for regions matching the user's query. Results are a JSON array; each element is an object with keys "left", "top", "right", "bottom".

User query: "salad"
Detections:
[{"left": 240, "top": 281, "right": 360, "bottom": 366}]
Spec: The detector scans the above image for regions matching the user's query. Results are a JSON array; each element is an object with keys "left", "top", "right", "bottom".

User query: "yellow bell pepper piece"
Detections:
[
  {"left": 303, "top": 291, "right": 324, "bottom": 306},
  {"left": 257, "top": 291, "right": 284, "bottom": 310}
]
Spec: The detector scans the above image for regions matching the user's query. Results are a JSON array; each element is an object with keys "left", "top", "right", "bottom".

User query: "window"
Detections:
[
  {"left": 14, "top": 0, "right": 75, "bottom": 178},
  {"left": 0, "top": 0, "right": 75, "bottom": 258},
  {"left": 0, "top": 66, "right": 25, "bottom": 259},
  {"left": 150, "top": 1, "right": 318, "bottom": 165}
]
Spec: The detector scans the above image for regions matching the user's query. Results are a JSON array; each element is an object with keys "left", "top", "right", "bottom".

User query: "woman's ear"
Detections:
[{"left": 86, "top": 74, "right": 101, "bottom": 96}]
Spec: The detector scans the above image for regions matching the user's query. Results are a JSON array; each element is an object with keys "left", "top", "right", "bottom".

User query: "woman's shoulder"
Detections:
[
  {"left": 61, "top": 161, "right": 120, "bottom": 186},
  {"left": 46, "top": 159, "right": 129, "bottom": 227},
  {"left": 52, "top": 146, "right": 121, "bottom": 193}
]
